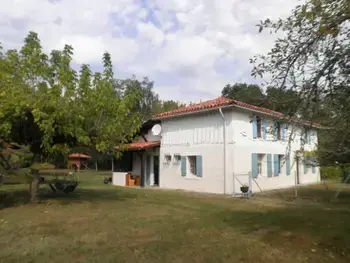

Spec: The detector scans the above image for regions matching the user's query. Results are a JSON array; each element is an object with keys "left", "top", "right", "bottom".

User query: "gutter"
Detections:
[{"left": 218, "top": 108, "right": 227, "bottom": 194}]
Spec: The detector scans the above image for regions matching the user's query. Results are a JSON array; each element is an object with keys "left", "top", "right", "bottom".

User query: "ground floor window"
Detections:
[
  {"left": 181, "top": 155, "right": 203, "bottom": 177},
  {"left": 188, "top": 156, "right": 197, "bottom": 175},
  {"left": 257, "top": 154, "right": 265, "bottom": 175}
]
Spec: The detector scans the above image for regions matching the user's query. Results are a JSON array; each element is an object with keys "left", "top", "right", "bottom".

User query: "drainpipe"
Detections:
[{"left": 219, "top": 108, "right": 227, "bottom": 194}]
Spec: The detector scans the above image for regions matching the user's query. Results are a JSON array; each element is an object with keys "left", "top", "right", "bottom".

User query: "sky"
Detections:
[{"left": 0, "top": 0, "right": 301, "bottom": 103}]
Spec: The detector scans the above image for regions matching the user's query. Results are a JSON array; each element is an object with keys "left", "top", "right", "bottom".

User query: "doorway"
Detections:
[
  {"left": 146, "top": 155, "right": 151, "bottom": 186},
  {"left": 153, "top": 156, "right": 159, "bottom": 186}
]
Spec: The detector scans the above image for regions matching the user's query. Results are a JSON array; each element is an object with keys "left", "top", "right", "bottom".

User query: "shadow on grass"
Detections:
[{"left": 0, "top": 186, "right": 137, "bottom": 209}]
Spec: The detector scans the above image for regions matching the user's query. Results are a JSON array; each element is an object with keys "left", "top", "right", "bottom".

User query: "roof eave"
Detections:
[{"left": 153, "top": 104, "right": 235, "bottom": 120}]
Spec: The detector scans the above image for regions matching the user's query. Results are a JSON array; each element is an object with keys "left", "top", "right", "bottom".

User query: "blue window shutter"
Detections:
[
  {"left": 262, "top": 120, "right": 267, "bottom": 140},
  {"left": 251, "top": 153, "right": 258, "bottom": 178},
  {"left": 196, "top": 156, "right": 203, "bottom": 177},
  {"left": 312, "top": 164, "right": 316, "bottom": 174},
  {"left": 252, "top": 119, "right": 258, "bottom": 138},
  {"left": 286, "top": 155, "right": 291, "bottom": 176},
  {"left": 181, "top": 156, "right": 186, "bottom": 177},
  {"left": 267, "top": 154, "right": 273, "bottom": 177},
  {"left": 273, "top": 154, "right": 279, "bottom": 176},
  {"left": 304, "top": 162, "right": 308, "bottom": 174},
  {"left": 303, "top": 130, "right": 307, "bottom": 145}
]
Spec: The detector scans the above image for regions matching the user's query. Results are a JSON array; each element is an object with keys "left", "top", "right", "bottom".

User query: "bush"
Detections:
[
  {"left": 321, "top": 165, "right": 350, "bottom": 181},
  {"left": 320, "top": 166, "right": 343, "bottom": 180}
]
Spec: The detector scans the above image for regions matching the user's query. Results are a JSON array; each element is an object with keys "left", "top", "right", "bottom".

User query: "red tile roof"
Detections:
[
  {"left": 153, "top": 97, "right": 321, "bottom": 128},
  {"left": 68, "top": 153, "right": 91, "bottom": 159},
  {"left": 116, "top": 141, "right": 160, "bottom": 151},
  {"left": 153, "top": 97, "right": 236, "bottom": 119}
]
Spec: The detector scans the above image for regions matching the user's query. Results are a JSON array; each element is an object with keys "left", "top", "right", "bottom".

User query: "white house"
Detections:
[{"left": 113, "top": 97, "right": 321, "bottom": 195}]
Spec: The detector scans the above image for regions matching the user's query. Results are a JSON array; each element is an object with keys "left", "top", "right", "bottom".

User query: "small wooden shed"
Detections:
[{"left": 68, "top": 153, "right": 91, "bottom": 171}]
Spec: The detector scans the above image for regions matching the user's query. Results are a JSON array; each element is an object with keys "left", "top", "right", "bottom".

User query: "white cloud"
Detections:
[{"left": 0, "top": 0, "right": 302, "bottom": 101}]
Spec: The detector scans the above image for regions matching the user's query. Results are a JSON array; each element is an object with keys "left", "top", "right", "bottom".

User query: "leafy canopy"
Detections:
[
  {"left": 251, "top": 0, "right": 350, "bottom": 164},
  {"left": 0, "top": 32, "right": 141, "bottom": 156}
]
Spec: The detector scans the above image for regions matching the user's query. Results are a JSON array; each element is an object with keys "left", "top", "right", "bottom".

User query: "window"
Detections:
[
  {"left": 257, "top": 154, "right": 265, "bottom": 175},
  {"left": 257, "top": 118, "right": 262, "bottom": 138},
  {"left": 277, "top": 155, "right": 284, "bottom": 174},
  {"left": 302, "top": 129, "right": 312, "bottom": 145},
  {"left": 181, "top": 155, "right": 203, "bottom": 177},
  {"left": 188, "top": 156, "right": 197, "bottom": 175},
  {"left": 252, "top": 153, "right": 266, "bottom": 178},
  {"left": 276, "top": 122, "right": 281, "bottom": 140},
  {"left": 253, "top": 117, "right": 266, "bottom": 139}
]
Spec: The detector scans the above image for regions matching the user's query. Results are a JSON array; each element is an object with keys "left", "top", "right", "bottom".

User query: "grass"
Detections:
[{"left": 1, "top": 171, "right": 350, "bottom": 263}]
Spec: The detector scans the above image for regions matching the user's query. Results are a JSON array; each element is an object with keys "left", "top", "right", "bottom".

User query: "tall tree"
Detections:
[
  {"left": 222, "top": 83, "right": 266, "bottom": 106},
  {"left": 251, "top": 0, "right": 350, "bottom": 164},
  {"left": 0, "top": 32, "right": 142, "bottom": 199}
]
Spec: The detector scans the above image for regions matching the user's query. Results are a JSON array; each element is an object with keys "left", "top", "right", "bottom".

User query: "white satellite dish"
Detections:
[{"left": 151, "top": 124, "right": 162, "bottom": 136}]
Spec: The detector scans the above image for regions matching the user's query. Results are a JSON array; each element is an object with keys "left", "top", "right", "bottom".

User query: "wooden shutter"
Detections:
[
  {"left": 251, "top": 153, "right": 258, "bottom": 178},
  {"left": 262, "top": 120, "right": 267, "bottom": 140},
  {"left": 286, "top": 155, "right": 291, "bottom": 176},
  {"left": 196, "top": 156, "right": 203, "bottom": 177},
  {"left": 267, "top": 154, "right": 273, "bottom": 177},
  {"left": 252, "top": 119, "right": 258, "bottom": 138},
  {"left": 273, "top": 154, "right": 279, "bottom": 176},
  {"left": 181, "top": 156, "right": 187, "bottom": 177}
]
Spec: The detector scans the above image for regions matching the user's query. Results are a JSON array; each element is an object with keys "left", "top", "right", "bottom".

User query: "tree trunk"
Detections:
[
  {"left": 111, "top": 156, "right": 114, "bottom": 172},
  {"left": 30, "top": 176, "right": 40, "bottom": 202},
  {"left": 95, "top": 161, "right": 98, "bottom": 171}
]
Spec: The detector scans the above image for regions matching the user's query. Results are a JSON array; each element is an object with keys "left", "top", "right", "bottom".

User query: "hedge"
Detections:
[{"left": 320, "top": 165, "right": 350, "bottom": 181}]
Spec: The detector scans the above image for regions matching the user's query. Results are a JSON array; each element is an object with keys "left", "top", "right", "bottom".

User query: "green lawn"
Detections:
[{"left": 1, "top": 171, "right": 350, "bottom": 263}]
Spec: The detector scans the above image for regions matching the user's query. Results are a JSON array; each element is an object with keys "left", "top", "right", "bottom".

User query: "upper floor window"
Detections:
[
  {"left": 302, "top": 129, "right": 312, "bottom": 145},
  {"left": 253, "top": 117, "right": 265, "bottom": 139},
  {"left": 257, "top": 118, "right": 262, "bottom": 138}
]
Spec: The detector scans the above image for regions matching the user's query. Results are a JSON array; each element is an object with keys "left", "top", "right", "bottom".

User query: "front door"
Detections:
[
  {"left": 153, "top": 156, "right": 159, "bottom": 186},
  {"left": 146, "top": 155, "right": 151, "bottom": 186}
]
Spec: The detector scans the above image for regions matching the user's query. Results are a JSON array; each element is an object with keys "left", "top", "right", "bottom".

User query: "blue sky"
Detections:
[{"left": 0, "top": 0, "right": 301, "bottom": 103}]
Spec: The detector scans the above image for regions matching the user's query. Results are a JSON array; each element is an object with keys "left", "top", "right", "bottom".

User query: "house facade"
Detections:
[{"left": 113, "top": 97, "right": 321, "bottom": 195}]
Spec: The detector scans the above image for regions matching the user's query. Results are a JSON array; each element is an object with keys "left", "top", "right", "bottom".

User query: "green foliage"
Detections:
[
  {"left": 252, "top": 0, "right": 350, "bottom": 164},
  {"left": 320, "top": 166, "right": 344, "bottom": 180},
  {"left": 0, "top": 32, "right": 142, "bottom": 158},
  {"left": 222, "top": 83, "right": 265, "bottom": 107},
  {"left": 221, "top": 83, "right": 301, "bottom": 115}
]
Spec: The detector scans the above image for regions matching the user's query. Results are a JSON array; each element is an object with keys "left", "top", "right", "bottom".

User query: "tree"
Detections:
[
  {"left": 251, "top": 0, "right": 350, "bottom": 164},
  {"left": 0, "top": 32, "right": 142, "bottom": 200},
  {"left": 221, "top": 83, "right": 301, "bottom": 115},
  {"left": 221, "top": 83, "right": 266, "bottom": 107}
]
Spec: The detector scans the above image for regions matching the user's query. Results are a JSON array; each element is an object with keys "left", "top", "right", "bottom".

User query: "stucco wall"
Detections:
[
  {"left": 112, "top": 172, "right": 126, "bottom": 186},
  {"left": 228, "top": 109, "right": 320, "bottom": 193},
  {"left": 159, "top": 110, "right": 233, "bottom": 194},
  {"left": 159, "top": 107, "right": 320, "bottom": 195}
]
